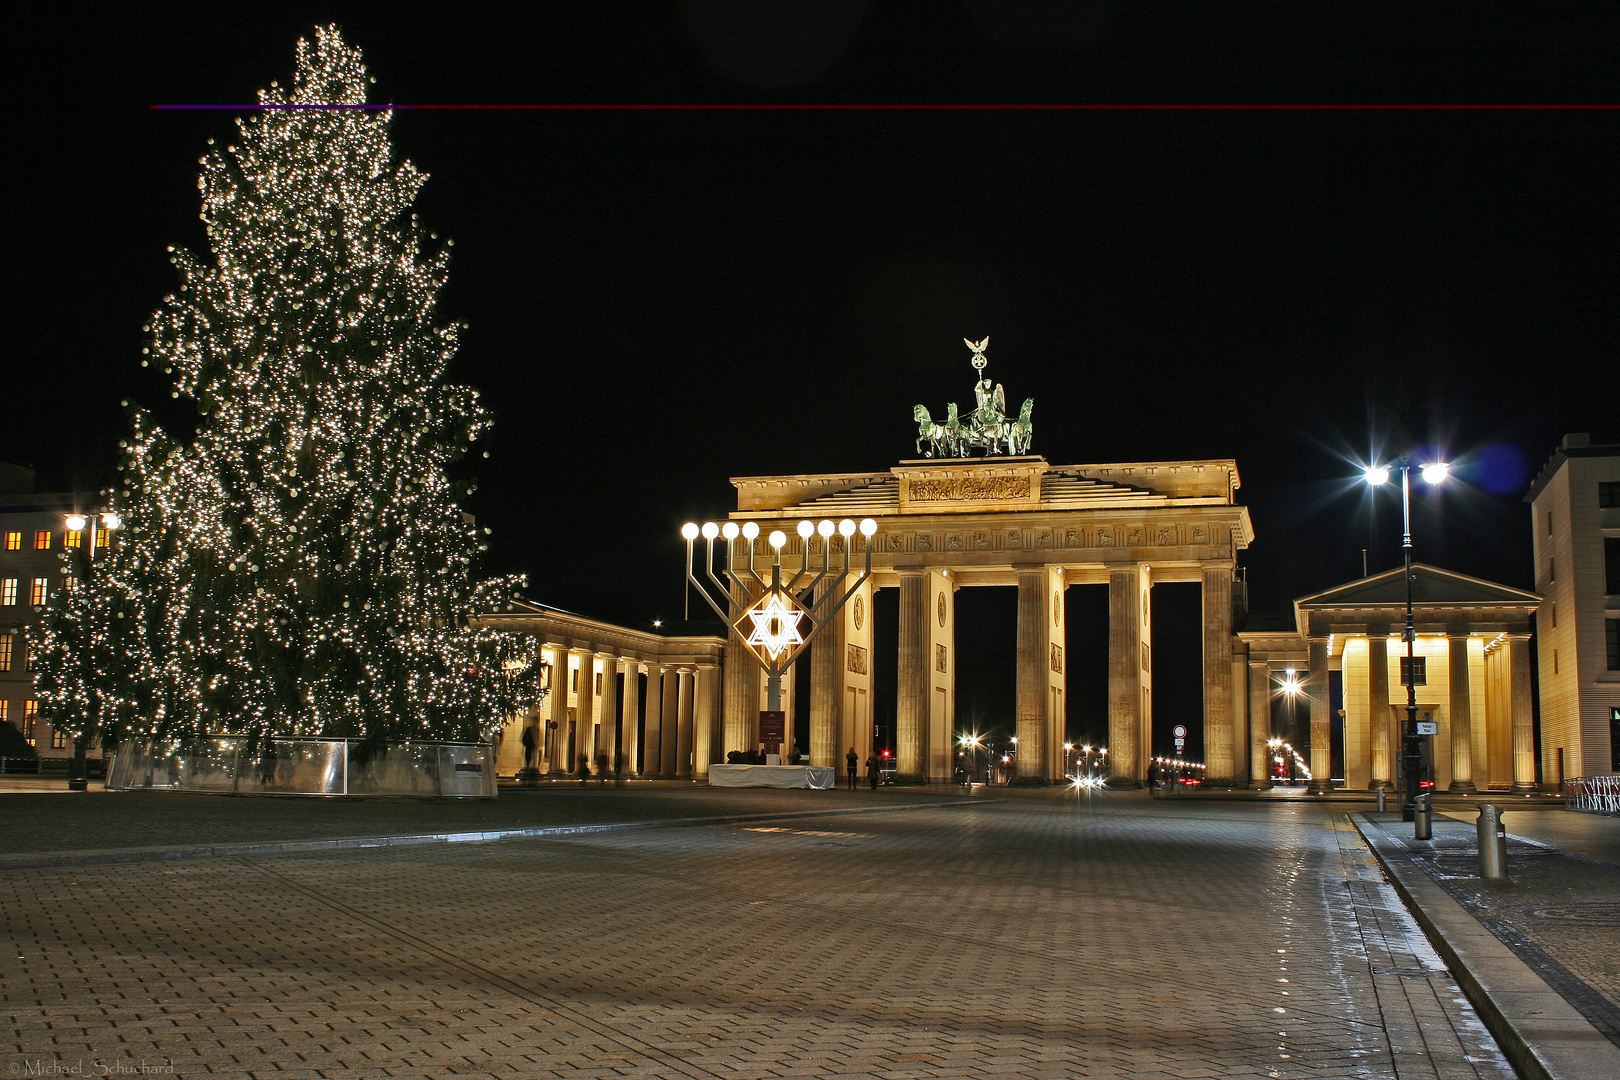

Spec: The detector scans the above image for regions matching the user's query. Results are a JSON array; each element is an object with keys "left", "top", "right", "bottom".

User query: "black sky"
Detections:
[{"left": 6, "top": 4, "right": 1617, "bottom": 751}]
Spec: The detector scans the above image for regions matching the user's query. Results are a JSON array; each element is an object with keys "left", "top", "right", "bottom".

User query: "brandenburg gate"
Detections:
[{"left": 722, "top": 453, "right": 1254, "bottom": 786}]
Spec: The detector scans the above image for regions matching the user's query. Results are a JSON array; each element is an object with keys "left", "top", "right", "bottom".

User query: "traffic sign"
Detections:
[{"left": 1172, "top": 725, "right": 1187, "bottom": 739}]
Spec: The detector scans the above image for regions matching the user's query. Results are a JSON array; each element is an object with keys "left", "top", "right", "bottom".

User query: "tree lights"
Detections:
[{"left": 29, "top": 27, "right": 542, "bottom": 754}]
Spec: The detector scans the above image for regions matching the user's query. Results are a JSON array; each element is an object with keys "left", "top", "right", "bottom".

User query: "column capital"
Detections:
[
  {"left": 1446, "top": 630, "right": 1471, "bottom": 642},
  {"left": 1506, "top": 632, "right": 1533, "bottom": 643}
]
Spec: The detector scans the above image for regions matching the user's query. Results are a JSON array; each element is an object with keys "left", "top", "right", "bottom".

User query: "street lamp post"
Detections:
[
  {"left": 61, "top": 510, "right": 122, "bottom": 791},
  {"left": 1365, "top": 458, "right": 1449, "bottom": 822}
]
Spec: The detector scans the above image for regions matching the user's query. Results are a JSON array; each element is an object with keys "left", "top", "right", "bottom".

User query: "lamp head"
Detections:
[
  {"left": 817, "top": 519, "right": 834, "bottom": 538},
  {"left": 741, "top": 521, "right": 760, "bottom": 540},
  {"left": 719, "top": 521, "right": 738, "bottom": 540},
  {"left": 768, "top": 529, "right": 787, "bottom": 550},
  {"left": 859, "top": 517, "right": 877, "bottom": 536},
  {"left": 796, "top": 520, "right": 814, "bottom": 538},
  {"left": 65, "top": 514, "right": 87, "bottom": 531},
  {"left": 682, "top": 522, "right": 701, "bottom": 541},
  {"left": 1364, "top": 466, "right": 1390, "bottom": 486},
  {"left": 1420, "top": 462, "right": 1449, "bottom": 485},
  {"left": 837, "top": 519, "right": 855, "bottom": 537},
  {"left": 100, "top": 513, "right": 121, "bottom": 531},
  {"left": 702, "top": 521, "right": 720, "bottom": 540}
]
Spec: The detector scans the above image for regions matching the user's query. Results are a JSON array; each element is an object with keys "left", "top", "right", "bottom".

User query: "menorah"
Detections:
[{"left": 680, "top": 516, "right": 877, "bottom": 753}]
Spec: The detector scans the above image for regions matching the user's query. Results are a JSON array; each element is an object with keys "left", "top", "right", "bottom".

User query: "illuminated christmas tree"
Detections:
[{"left": 33, "top": 26, "right": 542, "bottom": 750}]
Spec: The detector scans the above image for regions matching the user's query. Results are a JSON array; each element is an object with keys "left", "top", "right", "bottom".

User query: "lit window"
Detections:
[
  {"left": 96, "top": 529, "right": 110, "bottom": 548},
  {"left": 4, "top": 531, "right": 19, "bottom": 550},
  {"left": 51, "top": 729, "right": 68, "bottom": 750},
  {"left": 30, "top": 577, "right": 48, "bottom": 606},
  {"left": 0, "top": 700, "right": 7, "bottom": 726},
  {"left": 1, "top": 579, "right": 16, "bottom": 606},
  {"left": 23, "top": 700, "right": 38, "bottom": 747},
  {"left": 34, "top": 530, "right": 50, "bottom": 550},
  {"left": 0, "top": 632, "right": 10, "bottom": 671},
  {"left": 65, "top": 530, "right": 83, "bottom": 549}
]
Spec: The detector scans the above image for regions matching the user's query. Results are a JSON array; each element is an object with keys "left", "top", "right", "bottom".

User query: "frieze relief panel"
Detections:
[
  {"left": 847, "top": 644, "right": 869, "bottom": 675},
  {"left": 908, "top": 476, "right": 1031, "bottom": 502}
]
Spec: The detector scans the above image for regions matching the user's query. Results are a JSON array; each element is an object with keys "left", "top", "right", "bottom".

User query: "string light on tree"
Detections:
[{"left": 30, "top": 26, "right": 542, "bottom": 752}]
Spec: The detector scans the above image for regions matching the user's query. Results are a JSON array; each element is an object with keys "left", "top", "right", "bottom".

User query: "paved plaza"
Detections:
[{"left": 2, "top": 790, "right": 1521, "bottom": 1079}]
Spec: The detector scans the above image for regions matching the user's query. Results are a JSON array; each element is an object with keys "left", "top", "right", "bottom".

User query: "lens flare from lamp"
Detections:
[
  {"left": 682, "top": 522, "right": 700, "bottom": 540},
  {"left": 1364, "top": 466, "right": 1390, "bottom": 486},
  {"left": 101, "top": 513, "right": 121, "bottom": 530}
]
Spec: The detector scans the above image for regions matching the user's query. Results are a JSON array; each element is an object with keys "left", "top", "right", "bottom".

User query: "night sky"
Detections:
[{"left": 8, "top": 4, "right": 1617, "bottom": 753}]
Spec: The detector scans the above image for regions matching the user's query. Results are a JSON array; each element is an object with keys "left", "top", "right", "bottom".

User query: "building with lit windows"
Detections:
[
  {"left": 0, "top": 462, "right": 106, "bottom": 769},
  {"left": 1527, "top": 433, "right": 1620, "bottom": 783}
]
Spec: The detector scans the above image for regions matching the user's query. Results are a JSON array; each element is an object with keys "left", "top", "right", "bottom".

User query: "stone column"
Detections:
[
  {"left": 808, "top": 577, "right": 845, "bottom": 768},
  {"left": 1015, "top": 566, "right": 1046, "bottom": 783},
  {"left": 1509, "top": 634, "right": 1537, "bottom": 792},
  {"left": 723, "top": 569, "right": 756, "bottom": 757},
  {"left": 1202, "top": 565, "right": 1235, "bottom": 783},
  {"left": 642, "top": 662, "right": 664, "bottom": 777},
  {"left": 896, "top": 568, "right": 930, "bottom": 782},
  {"left": 546, "top": 646, "right": 570, "bottom": 775},
  {"left": 1447, "top": 633, "right": 1476, "bottom": 793},
  {"left": 1107, "top": 566, "right": 1143, "bottom": 787},
  {"left": 661, "top": 665, "right": 681, "bottom": 776},
  {"left": 1306, "top": 637, "right": 1332, "bottom": 794},
  {"left": 676, "top": 667, "right": 695, "bottom": 779},
  {"left": 1248, "top": 659, "right": 1272, "bottom": 789},
  {"left": 620, "top": 659, "right": 641, "bottom": 778},
  {"left": 1368, "top": 635, "right": 1391, "bottom": 789},
  {"left": 572, "top": 648, "right": 595, "bottom": 775},
  {"left": 598, "top": 655, "right": 619, "bottom": 765},
  {"left": 693, "top": 663, "right": 716, "bottom": 778}
]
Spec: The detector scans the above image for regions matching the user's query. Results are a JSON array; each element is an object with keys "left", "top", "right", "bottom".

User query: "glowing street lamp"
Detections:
[
  {"left": 683, "top": 515, "right": 877, "bottom": 756},
  {"left": 60, "top": 509, "right": 122, "bottom": 791},
  {"left": 65, "top": 511, "right": 122, "bottom": 560},
  {"left": 1365, "top": 455, "right": 1450, "bottom": 822}
]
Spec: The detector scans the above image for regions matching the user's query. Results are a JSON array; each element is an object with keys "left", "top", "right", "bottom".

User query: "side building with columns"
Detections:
[
  {"left": 1238, "top": 565, "right": 1541, "bottom": 791},
  {"left": 474, "top": 601, "right": 724, "bottom": 781}
]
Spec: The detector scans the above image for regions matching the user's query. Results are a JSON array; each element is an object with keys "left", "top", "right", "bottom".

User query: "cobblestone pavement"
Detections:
[
  {"left": 0, "top": 785, "right": 972, "bottom": 855},
  {"left": 1365, "top": 810, "right": 1620, "bottom": 1049},
  {"left": 3, "top": 797, "right": 1513, "bottom": 1079}
]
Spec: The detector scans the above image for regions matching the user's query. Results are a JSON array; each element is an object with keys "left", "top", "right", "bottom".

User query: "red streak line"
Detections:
[{"left": 152, "top": 103, "right": 1618, "bottom": 112}]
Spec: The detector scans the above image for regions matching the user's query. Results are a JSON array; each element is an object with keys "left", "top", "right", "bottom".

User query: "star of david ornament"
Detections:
[{"left": 734, "top": 588, "right": 811, "bottom": 664}]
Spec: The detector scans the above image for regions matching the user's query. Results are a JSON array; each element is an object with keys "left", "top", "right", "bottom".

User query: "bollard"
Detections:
[
  {"left": 1477, "top": 804, "right": 1509, "bottom": 880},
  {"left": 1413, "top": 792, "right": 1432, "bottom": 840},
  {"left": 1377, "top": 788, "right": 1387, "bottom": 813}
]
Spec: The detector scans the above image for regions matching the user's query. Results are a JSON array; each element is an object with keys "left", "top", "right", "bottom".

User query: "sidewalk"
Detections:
[{"left": 1355, "top": 808, "right": 1620, "bottom": 1080}]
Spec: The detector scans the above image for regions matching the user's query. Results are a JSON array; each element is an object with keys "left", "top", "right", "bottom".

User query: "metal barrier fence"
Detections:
[
  {"left": 107, "top": 737, "right": 496, "bottom": 798},
  {"left": 1564, "top": 775, "right": 1620, "bottom": 815}
]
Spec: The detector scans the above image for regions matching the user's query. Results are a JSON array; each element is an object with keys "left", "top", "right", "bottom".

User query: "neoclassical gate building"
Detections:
[{"left": 722, "top": 455, "right": 1254, "bottom": 786}]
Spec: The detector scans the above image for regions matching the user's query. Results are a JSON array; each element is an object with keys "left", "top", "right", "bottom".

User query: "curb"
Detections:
[
  {"left": 1351, "top": 812, "right": 1620, "bottom": 1080},
  {"left": 0, "top": 797, "right": 992, "bottom": 872}
]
